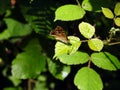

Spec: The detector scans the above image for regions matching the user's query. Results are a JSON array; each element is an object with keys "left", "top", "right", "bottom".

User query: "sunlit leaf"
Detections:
[
  {"left": 58, "top": 51, "right": 89, "bottom": 65},
  {"left": 114, "top": 2, "right": 120, "bottom": 16},
  {"left": 82, "top": 0, "right": 93, "bottom": 11},
  {"left": 79, "top": 22, "right": 95, "bottom": 39},
  {"left": 68, "top": 36, "right": 81, "bottom": 54},
  {"left": 53, "top": 41, "right": 69, "bottom": 59},
  {"left": 114, "top": 17, "right": 120, "bottom": 26},
  {"left": 54, "top": 4, "right": 85, "bottom": 21},
  {"left": 102, "top": 7, "right": 114, "bottom": 19},
  {"left": 54, "top": 36, "right": 81, "bottom": 58},
  {"left": 74, "top": 67, "right": 103, "bottom": 90},
  {"left": 91, "top": 52, "right": 120, "bottom": 70},
  {"left": 82, "top": 0, "right": 113, "bottom": 12},
  {"left": 88, "top": 38, "right": 104, "bottom": 51}
]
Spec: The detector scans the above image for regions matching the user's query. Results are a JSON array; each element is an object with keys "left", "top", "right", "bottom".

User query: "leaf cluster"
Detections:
[{"left": 0, "top": 0, "right": 120, "bottom": 90}]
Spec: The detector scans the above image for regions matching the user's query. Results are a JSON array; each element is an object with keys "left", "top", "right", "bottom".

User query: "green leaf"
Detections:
[
  {"left": 82, "top": 0, "right": 93, "bottom": 11},
  {"left": 58, "top": 51, "right": 89, "bottom": 65},
  {"left": 88, "top": 38, "right": 104, "bottom": 51},
  {"left": 54, "top": 41, "right": 69, "bottom": 59},
  {"left": 54, "top": 36, "right": 81, "bottom": 58},
  {"left": 23, "top": 38, "right": 42, "bottom": 52},
  {"left": 114, "top": 17, "right": 120, "bottom": 26},
  {"left": 5, "top": 18, "right": 32, "bottom": 36},
  {"left": 74, "top": 67, "right": 103, "bottom": 90},
  {"left": 12, "top": 39, "right": 46, "bottom": 79},
  {"left": 82, "top": 0, "right": 113, "bottom": 12},
  {"left": 54, "top": 4, "right": 85, "bottom": 21},
  {"left": 78, "top": 22, "right": 95, "bottom": 39},
  {"left": 102, "top": 7, "right": 114, "bottom": 19},
  {"left": 0, "top": 30, "right": 11, "bottom": 40},
  {"left": 47, "top": 58, "right": 71, "bottom": 80},
  {"left": 3, "top": 87, "right": 22, "bottom": 90},
  {"left": 3, "top": 87, "right": 16, "bottom": 90},
  {"left": 68, "top": 36, "right": 81, "bottom": 54},
  {"left": 91, "top": 52, "right": 120, "bottom": 71},
  {"left": 8, "top": 76, "right": 21, "bottom": 86},
  {"left": 114, "top": 2, "right": 120, "bottom": 16},
  {"left": 0, "top": 18, "right": 32, "bottom": 40},
  {"left": 34, "top": 81, "right": 49, "bottom": 90},
  {"left": 37, "top": 75, "right": 47, "bottom": 82},
  {"left": 5, "top": 10, "right": 12, "bottom": 17}
]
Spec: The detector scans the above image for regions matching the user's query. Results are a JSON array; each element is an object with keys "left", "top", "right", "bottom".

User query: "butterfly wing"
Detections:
[{"left": 50, "top": 26, "right": 69, "bottom": 43}]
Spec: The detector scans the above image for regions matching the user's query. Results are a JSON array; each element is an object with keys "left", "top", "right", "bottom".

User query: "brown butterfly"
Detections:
[{"left": 50, "top": 26, "right": 69, "bottom": 43}]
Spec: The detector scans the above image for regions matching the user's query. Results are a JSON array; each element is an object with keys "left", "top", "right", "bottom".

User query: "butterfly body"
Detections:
[{"left": 50, "top": 26, "right": 69, "bottom": 43}]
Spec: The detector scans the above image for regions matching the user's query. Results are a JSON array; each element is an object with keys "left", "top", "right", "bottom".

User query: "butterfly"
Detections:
[{"left": 50, "top": 26, "right": 69, "bottom": 44}]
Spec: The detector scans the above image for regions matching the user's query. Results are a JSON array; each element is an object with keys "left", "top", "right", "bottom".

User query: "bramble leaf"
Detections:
[
  {"left": 12, "top": 39, "right": 46, "bottom": 79},
  {"left": 102, "top": 7, "right": 114, "bottom": 19},
  {"left": 79, "top": 22, "right": 95, "bottom": 39},
  {"left": 114, "top": 17, "right": 120, "bottom": 26},
  {"left": 91, "top": 52, "right": 120, "bottom": 70},
  {"left": 54, "top": 4, "right": 85, "bottom": 21},
  {"left": 88, "top": 38, "right": 104, "bottom": 51},
  {"left": 114, "top": 2, "right": 120, "bottom": 16},
  {"left": 0, "top": 18, "right": 32, "bottom": 40},
  {"left": 58, "top": 51, "right": 89, "bottom": 65},
  {"left": 74, "top": 67, "right": 103, "bottom": 90},
  {"left": 54, "top": 36, "right": 81, "bottom": 58},
  {"left": 47, "top": 58, "right": 71, "bottom": 80}
]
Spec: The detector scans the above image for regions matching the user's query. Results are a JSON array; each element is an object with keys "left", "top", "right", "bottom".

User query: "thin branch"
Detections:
[
  {"left": 28, "top": 79, "right": 36, "bottom": 90},
  {"left": 81, "top": 40, "right": 88, "bottom": 42},
  {"left": 88, "top": 57, "right": 92, "bottom": 68},
  {"left": 76, "top": 0, "right": 81, "bottom": 7},
  {"left": 108, "top": 42, "right": 120, "bottom": 45},
  {"left": 28, "top": 79, "right": 31, "bottom": 90}
]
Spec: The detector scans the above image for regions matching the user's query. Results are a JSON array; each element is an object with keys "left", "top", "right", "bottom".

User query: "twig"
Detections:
[
  {"left": 81, "top": 40, "right": 88, "bottom": 42},
  {"left": 88, "top": 57, "right": 91, "bottom": 68},
  {"left": 28, "top": 79, "right": 31, "bottom": 90},
  {"left": 108, "top": 42, "right": 120, "bottom": 45},
  {"left": 28, "top": 79, "right": 36, "bottom": 90},
  {"left": 76, "top": 0, "right": 81, "bottom": 7}
]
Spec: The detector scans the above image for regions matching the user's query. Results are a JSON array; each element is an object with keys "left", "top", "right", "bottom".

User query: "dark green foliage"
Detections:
[{"left": 0, "top": 0, "right": 120, "bottom": 90}]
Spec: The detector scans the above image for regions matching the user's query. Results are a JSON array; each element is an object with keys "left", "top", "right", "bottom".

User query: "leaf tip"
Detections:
[{"left": 54, "top": 18, "right": 57, "bottom": 22}]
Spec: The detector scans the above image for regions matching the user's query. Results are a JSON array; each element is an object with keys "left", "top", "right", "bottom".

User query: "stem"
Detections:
[
  {"left": 108, "top": 42, "right": 120, "bottom": 45},
  {"left": 88, "top": 57, "right": 91, "bottom": 68},
  {"left": 81, "top": 40, "right": 88, "bottom": 42},
  {"left": 76, "top": 0, "right": 81, "bottom": 7},
  {"left": 28, "top": 79, "right": 31, "bottom": 90},
  {"left": 28, "top": 79, "right": 36, "bottom": 90}
]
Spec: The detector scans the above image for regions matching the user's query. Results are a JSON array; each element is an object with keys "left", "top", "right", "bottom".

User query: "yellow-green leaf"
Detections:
[
  {"left": 54, "top": 36, "right": 81, "bottom": 59},
  {"left": 91, "top": 52, "right": 120, "bottom": 71},
  {"left": 68, "top": 36, "right": 81, "bottom": 54},
  {"left": 54, "top": 41, "right": 69, "bottom": 59},
  {"left": 58, "top": 51, "right": 89, "bottom": 65},
  {"left": 74, "top": 67, "right": 103, "bottom": 90},
  {"left": 114, "top": 2, "right": 120, "bottom": 16},
  {"left": 54, "top": 4, "right": 85, "bottom": 21},
  {"left": 79, "top": 22, "right": 95, "bottom": 39},
  {"left": 114, "top": 17, "right": 120, "bottom": 26},
  {"left": 102, "top": 7, "right": 114, "bottom": 19},
  {"left": 88, "top": 38, "right": 104, "bottom": 51}
]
